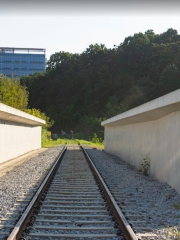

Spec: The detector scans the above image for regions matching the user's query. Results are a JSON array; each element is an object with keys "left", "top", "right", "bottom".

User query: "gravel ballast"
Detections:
[
  {"left": 85, "top": 148, "right": 180, "bottom": 240},
  {"left": 0, "top": 146, "right": 64, "bottom": 221},
  {"left": 0, "top": 145, "right": 180, "bottom": 240},
  {"left": 26, "top": 146, "right": 123, "bottom": 239}
]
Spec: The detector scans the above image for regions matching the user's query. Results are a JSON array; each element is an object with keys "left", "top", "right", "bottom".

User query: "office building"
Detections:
[{"left": 0, "top": 47, "right": 46, "bottom": 78}]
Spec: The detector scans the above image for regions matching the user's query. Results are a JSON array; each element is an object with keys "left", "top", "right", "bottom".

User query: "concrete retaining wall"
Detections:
[
  {"left": 102, "top": 89, "right": 180, "bottom": 194},
  {"left": 0, "top": 103, "right": 45, "bottom": 164}
]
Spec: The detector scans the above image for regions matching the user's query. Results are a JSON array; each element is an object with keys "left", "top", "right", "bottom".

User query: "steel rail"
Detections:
[
  {"left": 7, "top": 145, "right": 67, "bottom": 240},
  {"left": 7, "top": 142, "right": 137, "bottom": 240},
  {"left": 81, "top": 145, "right": 138, "bottom": 240}
]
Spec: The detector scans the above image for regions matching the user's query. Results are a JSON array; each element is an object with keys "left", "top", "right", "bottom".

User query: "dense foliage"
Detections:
[
  {"left": 0, "top": 75, "right": 53, "bottom": 130},
  {"left": 24, "top": 108, "right": 54, "bottom": 129},
  {"left": 20, "top": 28, "right": 180, "bottom": 138},
  {"left": 0, "top": 75, "right": 28, "bottom": 110}
]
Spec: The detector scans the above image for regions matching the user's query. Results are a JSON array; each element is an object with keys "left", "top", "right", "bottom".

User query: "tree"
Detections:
[
  {"left": 162, "top": 28, "right": 178, "bottom": 42},
  {"left": 0, "top": 74, "right": 54, "bottom": 130},
  {"left": 145, "top": 29, "right": 155, "bottom": 43},
  {"left": 46, "top": 52, "right": 74, "bottom": 71},
  {"left": 0, "top": 75, "right": 28, "bottom": 110},
  {"left": 20, "top": 28, "right": 180, "bottom": 137},
  {"left": 122, "top": 32, "right": 150, "bottom": 67},
  {"left": 24, "top": 108, "right": 54, "bottom": 129},
  {"left": 159, "top": 63, "right": 180, "bottom": 94}
]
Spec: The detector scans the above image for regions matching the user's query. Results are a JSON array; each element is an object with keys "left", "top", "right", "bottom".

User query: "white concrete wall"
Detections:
[
  {"left": 0, "top": 103, "right": 45, "bottom": 164},
  {"left": 0, "top": 120, "right": 42, "bottom": 164},
  {"left": 102, "top": 90, "right": 180, "bottom": 195}
]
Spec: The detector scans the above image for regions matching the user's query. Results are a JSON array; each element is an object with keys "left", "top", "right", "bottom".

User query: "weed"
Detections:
[
  {"left": 166, "top": 227, "right": 180, "bottom": 239},
  {"left": 173, "top": 203, "right": 180, "bottom": 210},
  {"left": 139, "top": 153, "right": 150, "bottom": 176}
]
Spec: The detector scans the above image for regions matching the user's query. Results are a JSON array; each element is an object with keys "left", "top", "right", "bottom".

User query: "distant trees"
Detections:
[
  {"left": 159, "top": 63, "right": 180, "bottom": 94},
  {"left": 0, "top": 75, "right": 28, "bottom": 110},
  {"left": 24, "top": 108, "right": 55, "bottom": 129},
  {"left": 20, "top": 28, "right": 180, "bottom": 138},
  {"left": 46, "top": 52, "right": 74, "bottom": 71},
  {"left": 0, "top": 74, "right": 54, "bottom": 130}
]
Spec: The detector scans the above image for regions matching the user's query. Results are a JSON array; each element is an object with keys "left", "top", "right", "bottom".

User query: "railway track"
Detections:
[
  {"left": 84, "top": 147, "right": 158, "bottom": 240},
  {"left": 1, "top": 144, "right": 138, "bottom": 240}
]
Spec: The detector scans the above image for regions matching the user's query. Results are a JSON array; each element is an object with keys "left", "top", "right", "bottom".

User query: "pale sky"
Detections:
[{"left": 1, "top": 1, "right": 180, "bottom": 61}]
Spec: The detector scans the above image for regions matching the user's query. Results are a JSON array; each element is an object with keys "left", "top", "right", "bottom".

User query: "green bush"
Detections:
[
  {"left": 92, "top": 133, "right": 103, "bottom": 144},
  {"left": 41, "top": 129, "right": 48, "bottom": 147}
]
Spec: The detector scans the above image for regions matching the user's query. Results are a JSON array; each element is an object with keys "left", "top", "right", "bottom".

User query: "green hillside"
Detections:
[{"left": 20, "top": 28, "right": 180, "bottom": 139}]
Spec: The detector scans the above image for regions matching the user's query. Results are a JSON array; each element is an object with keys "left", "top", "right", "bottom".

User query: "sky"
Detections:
[{"left": 1, "top": 0, "right": 180, "bottom": 61}]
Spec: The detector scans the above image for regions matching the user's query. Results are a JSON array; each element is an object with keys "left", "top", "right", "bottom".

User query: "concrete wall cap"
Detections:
[
  {"left": 102, "top": 89, "right": 180, "bottom": 127},
  {"left": 0, "top": 103, "right": 45, "bottom": 126}
]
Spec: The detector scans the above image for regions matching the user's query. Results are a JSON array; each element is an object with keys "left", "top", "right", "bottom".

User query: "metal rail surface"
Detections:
[
  {"left": 82, "top": 145, "right": 159, "bottom": 240},
  {"left": 7, "top": 145, "right": 67, "bottom": 240},
  {"left": 6, "top": 144, "right": 138, "bottom": 240},
  {"left": 81, "top": 145, "right": 138, "bottom": 240}
]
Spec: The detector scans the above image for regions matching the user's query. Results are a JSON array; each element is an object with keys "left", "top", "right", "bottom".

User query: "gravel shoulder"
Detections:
[
  {"left": 1, "top": 145, "right": 180, "bottom": 239},
  {"left": 0, "top": 146, "right": 64, "bottom": 221},
  {"left": 0, "top": 148, "right": 47, "bottom": 177},
  {"left": 85, "top": 147, "right": 180, "bottom": 240}
]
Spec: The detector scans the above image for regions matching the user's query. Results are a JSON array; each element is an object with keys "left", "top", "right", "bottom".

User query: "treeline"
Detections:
[
  {"left": 0, "top": 75, "right": 53, "bottom": 129},
  {"left": 0, "top": 75, "right": 28, "bottom": 110},
  {"left": 20, "top": 28, "right": 180, "bottom": 138}
]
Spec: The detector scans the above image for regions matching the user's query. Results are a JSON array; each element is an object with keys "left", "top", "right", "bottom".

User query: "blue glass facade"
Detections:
[{"left": 0, "top": 48, "right": 46, "bottom": 78}]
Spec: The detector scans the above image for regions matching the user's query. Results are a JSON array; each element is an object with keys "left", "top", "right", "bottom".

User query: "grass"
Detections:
[
  {"left": 76, "top": 139, "right": 104, "bottom": 150},
  {"left": 42, "top": 137, "right": 104, "bottom": 150},
  {"left": 42, "top": 138, "right": 67, "bottom": 148},
  {"left": 67, "top": 139, "right": 78, "bottom": 145}
]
